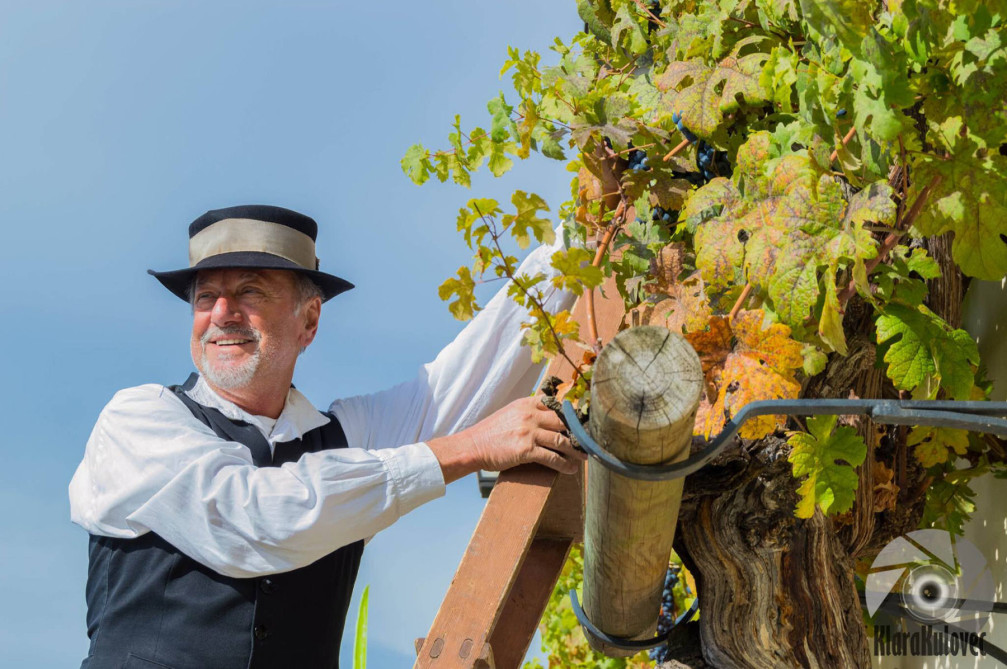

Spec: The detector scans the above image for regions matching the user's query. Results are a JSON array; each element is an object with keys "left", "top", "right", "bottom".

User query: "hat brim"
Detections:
[{"left": 148, "top": 251, "right": 354, "bottom": 304}]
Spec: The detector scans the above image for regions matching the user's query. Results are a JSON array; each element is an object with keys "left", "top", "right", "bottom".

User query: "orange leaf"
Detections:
[
  {"left": 688, "top": 309, "right": 803, "bottom": 439},
  {"left": 684, "top": 315, "right": 733, "bottom": 375},
  {"left": 732, "top": 309, "right": 804, "bottom": 372}
]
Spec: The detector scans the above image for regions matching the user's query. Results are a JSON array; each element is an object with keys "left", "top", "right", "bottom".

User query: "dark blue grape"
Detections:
[
  {"left": 696, "top": 141, "right": 714, "bottom": 170},
  {"left": 648, "top": 567, "right": 683, "bottom": 662},
  {"left": 672, "top": 111, "right": 698, "bottom": 143},
  {"left": 626, "top": 148, "right": 651, "bottom": 172},
  {"left": 836, "top": 108, "right": 848, "bottom": 118}
]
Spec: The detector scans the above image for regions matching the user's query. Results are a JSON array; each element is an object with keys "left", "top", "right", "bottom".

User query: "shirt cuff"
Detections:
[{"left": 373, "top": 441, "right": 446, "bottom": 516}]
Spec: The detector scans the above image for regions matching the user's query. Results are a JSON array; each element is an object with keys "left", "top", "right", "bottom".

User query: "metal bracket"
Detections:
[
  {"left": 563, "top": 398, "right": 1007, "bottom": 482},
  {"left": 569, "top": 588, "right": 698, "bottom": 652}
]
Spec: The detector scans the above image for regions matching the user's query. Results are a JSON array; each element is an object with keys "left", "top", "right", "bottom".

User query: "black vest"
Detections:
[{"left": 81, "top": 375, "right": 364, "bottom": 669}]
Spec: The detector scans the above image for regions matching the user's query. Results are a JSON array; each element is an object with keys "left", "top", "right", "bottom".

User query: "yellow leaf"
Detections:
[{"left": 908, "top": 425, "right": 970, "bottom": 468}]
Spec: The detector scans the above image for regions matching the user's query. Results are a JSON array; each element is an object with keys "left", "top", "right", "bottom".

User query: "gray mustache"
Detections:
[{"left": 201, "top": 326, "right": 261, "bottom": 345}]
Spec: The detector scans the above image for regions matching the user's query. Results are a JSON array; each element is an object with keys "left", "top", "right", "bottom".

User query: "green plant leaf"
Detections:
[
  {"left": 656, "top": 54, "right": 769, "bottom": 137},
  {"left": 401, "top": 144, "right": 431, "bottom": 185},
  {"left": 439, "top": 266, "right": 478, "bottom": 321},
  {"left": 789, "top": 414, "right": 867, "bottom": 518},
  {"left": 876, "top": 303, "right": 979, "bottom": 399},
  {"left": 353, "top": 585, "right": 369, "bottom": 669},
  {"left": 505, "top": 191, "right": 553, "bottom": 249},
  {"left": 799, "top": 0, "right": 874, "bottom": 54},
  {"left": 550, "top": 247, "right": 604, "bottom": 296}
]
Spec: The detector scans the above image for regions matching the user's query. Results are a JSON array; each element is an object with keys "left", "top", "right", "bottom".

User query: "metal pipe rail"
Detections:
[{"left": 563, "top": 398, "right": 1007, "bottom": 482}]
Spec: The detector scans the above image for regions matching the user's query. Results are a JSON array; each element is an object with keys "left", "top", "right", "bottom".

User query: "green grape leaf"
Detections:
[
  {"left": 913, "top": 119, "right": 1007, "bottom": 280},
  {"left": 905, "top": 248, "right": 942, "bottom": 280},
  {"left": 487, "top": 94, "right": 514, "bottom": 143},
  {"left": 611, "top": 3, "right": 648, "bottom": 54},
  {"left": 656, "top": 53, "right": 769, "bottom": 138},
  {"left": 577, "top": 0, "right": 614, "bottom": 43},
  {"left": 550, "top": 247, "right": 604, "bottom": 296},
  {"left": 799, "top": 0, "right": 874, "bottom": 54},
  {"left": 456, "top": 198, "right": 501, "bottom": 248},
  {"left": 818, "top": 271, "right": 847, "bottom": 355},
  {"left": 690, "top": 133, "right": 886, "bottom": 336},
  {"left": 487, "top": 142, "right": 515, "bottom": 177},
  {"left": 876, "top": 303, "right": 979, "bottom": 399},
  {"left": 439, "top": 266, "right": 478, "bottom": 321},
  {"left": 788, "top": 414, "right": 867, "bottom": 518},
  {"left": 922, "top": 461, "right": 989, "bottom": 537},
  {"left": 802, "top": 344, "right": 829, "bottom": 377},
  {"left": 504, "top": 191, "right": 553, "bottom": 249},
  {"left": 760, "top": 46, "right": 800, "bottom": 111},
  {"left": 401, "top": 144, "right": 431, "bottom": 185}
]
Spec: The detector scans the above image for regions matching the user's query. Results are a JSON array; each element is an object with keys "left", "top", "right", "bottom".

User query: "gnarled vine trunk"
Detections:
[{"left": 675, "top": 442, "right": 869, "bottom": 668}]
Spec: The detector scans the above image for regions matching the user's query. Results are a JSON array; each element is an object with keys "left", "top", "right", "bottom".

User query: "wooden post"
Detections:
[{"left": 581, "top": 325, "right": 703, "bottom": 655}]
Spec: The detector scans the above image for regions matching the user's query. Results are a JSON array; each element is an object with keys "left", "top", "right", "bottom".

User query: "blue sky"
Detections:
[{"left": 0, "top": 2, "right": 579, "bottom": 665}]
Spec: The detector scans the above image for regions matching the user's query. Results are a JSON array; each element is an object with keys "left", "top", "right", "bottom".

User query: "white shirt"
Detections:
[{"left": 69, "top": 232, "right": 576, "bottom": 578}]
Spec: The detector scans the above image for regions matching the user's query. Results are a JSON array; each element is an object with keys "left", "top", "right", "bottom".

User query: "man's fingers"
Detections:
[
  {"left": 531, "top": 401, "right": 568, "bottom": 433},
  {"left": 535, "top": 428, "right": 587, "bottom": 461},
  {"left": 530, "top": 446, "right": 581, "bottom": 475},
  {"left": 534, "top": 394, "right": 552, "bottom": 409}
]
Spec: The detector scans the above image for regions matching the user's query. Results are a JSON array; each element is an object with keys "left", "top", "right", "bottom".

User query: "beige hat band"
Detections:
[{"left": 188, "top": 218, "right": 318, "bottom": 270}]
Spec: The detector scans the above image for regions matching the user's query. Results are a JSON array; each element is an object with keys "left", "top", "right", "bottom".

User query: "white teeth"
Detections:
[{"left": 215, "top": 339, "right": 251, "bottom": 345}]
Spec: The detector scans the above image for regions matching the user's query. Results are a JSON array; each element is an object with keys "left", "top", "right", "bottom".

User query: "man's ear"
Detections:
[{"left": 299, "top": 297, "right": 322, "bottom": 349}]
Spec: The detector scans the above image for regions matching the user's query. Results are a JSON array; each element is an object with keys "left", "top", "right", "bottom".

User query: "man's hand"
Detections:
[{"left": 426, "top": 396, "right": 587, "bottom": 484}]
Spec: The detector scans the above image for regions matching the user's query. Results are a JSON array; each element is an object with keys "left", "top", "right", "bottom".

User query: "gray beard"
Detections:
[
  {"left": 201, "top": 347, "right": 261, "bottom": 390},
  {"left": 197, "top": 325, "right": 262, "bottom": 390}
]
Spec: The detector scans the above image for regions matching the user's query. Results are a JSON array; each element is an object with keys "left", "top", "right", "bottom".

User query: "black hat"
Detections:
[{"left": 148, "top": 205, "right": 354, "bottom": 303}]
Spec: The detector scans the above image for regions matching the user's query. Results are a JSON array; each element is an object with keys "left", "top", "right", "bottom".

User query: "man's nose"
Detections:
[{"left": 210, "top": 295, "right": 243, "bottom": 325}]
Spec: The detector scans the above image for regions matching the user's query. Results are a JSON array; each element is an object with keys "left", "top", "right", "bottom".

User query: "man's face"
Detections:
[{"left": 189, "top": 269, "right": 320, "bottom": 397}]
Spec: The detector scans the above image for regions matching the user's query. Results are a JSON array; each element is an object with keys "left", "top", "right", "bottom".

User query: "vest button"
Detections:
[
  {"left": 260, "top": 578, "right": 276, "bottom": 594},
  {"left": 254, "top": 624, "right": 269, "bottom": 641}
]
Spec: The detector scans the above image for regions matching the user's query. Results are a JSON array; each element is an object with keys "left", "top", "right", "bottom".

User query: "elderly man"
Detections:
[{"left": 69, "top": 205, "right": 584, "bottom": 669}]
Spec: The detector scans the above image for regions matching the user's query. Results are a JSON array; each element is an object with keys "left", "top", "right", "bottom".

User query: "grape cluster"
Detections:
[
  {"left": 648, "top": 567, "right": 681, "bottom": 663},
  {"left": 696, "top": 140, "right": 731, "bottom": 181},
  {"left": 627, "top": 148, "right": 651, "bottom": 172}
]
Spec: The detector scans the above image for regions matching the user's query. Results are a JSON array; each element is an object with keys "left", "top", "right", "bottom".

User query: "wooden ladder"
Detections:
[{"left": 413, "top": 276, "right": 625, "bottom": 669}]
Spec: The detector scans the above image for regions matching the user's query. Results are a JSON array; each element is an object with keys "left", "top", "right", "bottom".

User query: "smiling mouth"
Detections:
[{"left": 212, "top": 339, "right": 254, "bottom": 346}]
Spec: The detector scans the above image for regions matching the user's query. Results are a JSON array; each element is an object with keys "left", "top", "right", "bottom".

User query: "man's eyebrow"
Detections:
[{"left": 194, "top": 271, "right": 266, "bottom": 289}]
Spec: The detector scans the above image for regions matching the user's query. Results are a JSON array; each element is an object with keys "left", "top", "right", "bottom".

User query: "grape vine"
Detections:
[{"left": 404, "top": 0, "right": 1007, "bottom": 665}]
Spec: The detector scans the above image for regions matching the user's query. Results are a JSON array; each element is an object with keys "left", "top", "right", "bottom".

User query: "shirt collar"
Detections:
[{"left": 185, "top": 374, "right": 330, "bottom": 444}]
